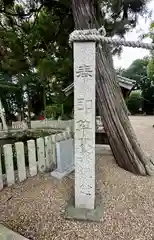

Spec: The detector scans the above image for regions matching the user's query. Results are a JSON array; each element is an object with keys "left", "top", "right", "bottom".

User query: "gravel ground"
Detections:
[{"left": 0, "top": 116, "right": 154, "bottom": 240}]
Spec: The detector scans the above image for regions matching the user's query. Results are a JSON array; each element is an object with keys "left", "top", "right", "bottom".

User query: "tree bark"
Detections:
[
  {"left": 27, "top": 85, "right": 31, "bottom": 129},
  {"left": 72, "top": 0, "right": 154, "bottom": 175}
]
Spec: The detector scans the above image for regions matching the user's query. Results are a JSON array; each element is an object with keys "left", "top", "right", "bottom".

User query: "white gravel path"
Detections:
[{"left": 0, "top": 116, "right": 154, "bottom": 240}]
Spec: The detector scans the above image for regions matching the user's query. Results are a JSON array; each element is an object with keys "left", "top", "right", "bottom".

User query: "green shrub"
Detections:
[
  {"left": 44, "top": 104, "right": 63, "bottom": 119},
  {"left": 126, "top": 91, "right": 143, "bottom": 114}
]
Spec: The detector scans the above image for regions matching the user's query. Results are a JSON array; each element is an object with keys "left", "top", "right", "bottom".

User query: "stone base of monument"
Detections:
[
  {"left": 51, "top": 165, "right": 74, "bottom": 179},
  {"left": 0, "top": 224, "right": 28, "bottom": 239},
  {"left": 64, "top": 194, "right": 103, "bottom": 222}
]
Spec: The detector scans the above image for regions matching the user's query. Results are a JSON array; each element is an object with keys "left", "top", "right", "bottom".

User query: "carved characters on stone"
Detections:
[{"left": 76, "top": 64, "right": 93, "bottom": 79}]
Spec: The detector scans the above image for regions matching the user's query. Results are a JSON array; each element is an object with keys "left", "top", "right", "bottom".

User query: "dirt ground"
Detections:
[{"left": 0, "top": 116, "right": 154, "bottom": 240}]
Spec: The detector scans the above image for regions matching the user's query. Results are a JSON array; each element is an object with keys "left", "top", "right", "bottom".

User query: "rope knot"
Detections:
[{"left": 69, "top": 28, "right": 105, "bottom": 45}]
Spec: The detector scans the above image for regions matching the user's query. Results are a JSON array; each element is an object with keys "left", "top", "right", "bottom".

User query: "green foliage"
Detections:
[
  {"left": 0, "top": 0, "right": 151, "bottom": 118},
  {"left": 44, "top": 104, "right": 62, "bottom": 119},
  {"left": 101, "top": 0, "right": 149, "bottom": 37},
  {"left": 121, "top": 57, "right": 149, "bottom": 89},
  {"left": 126, "top": 91, "right": 143, "bottom": 115},
  {"left": 124, "top": 20, "right": 154, "bottom": 115},
  {"left": 121, "top": 56, "right": 154, "bottom": 115},
  {"left": 147, "top": 58, "right": 154, "bottom": 80}
]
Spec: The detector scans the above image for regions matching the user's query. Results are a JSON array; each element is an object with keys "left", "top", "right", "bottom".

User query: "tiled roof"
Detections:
[{"left": 63, "top": 75, "right": 136, "bottom": 96}]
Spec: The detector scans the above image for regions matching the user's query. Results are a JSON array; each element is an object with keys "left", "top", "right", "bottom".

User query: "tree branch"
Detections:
[
  {"left": 30, "top": 4, "right": 44, "bottom": 30},
  {"left": 0, "top": 4, "right": 43, "bottom": 17}
]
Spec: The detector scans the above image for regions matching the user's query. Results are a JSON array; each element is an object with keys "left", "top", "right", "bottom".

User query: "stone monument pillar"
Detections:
[
  {"left": 74, "top": 41, "right": 96, "bottom": 210},
  {"left": 66, "top": 38, "right": 103, "bottom": 222}
]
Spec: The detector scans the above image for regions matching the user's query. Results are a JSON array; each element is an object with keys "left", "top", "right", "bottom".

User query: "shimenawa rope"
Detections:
[{"left": 69, "top": 27, "right": 154, "bottom": 50}]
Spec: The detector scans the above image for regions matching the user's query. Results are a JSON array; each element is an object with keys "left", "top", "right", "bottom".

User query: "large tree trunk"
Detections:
[{"left": 72, "top": 0, "right": 154, "bottom": 175}]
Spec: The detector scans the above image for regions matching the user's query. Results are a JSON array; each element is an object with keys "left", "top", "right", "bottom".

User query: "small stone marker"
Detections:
[
  {"left": 27, "top": 140, "right": 37, "bottom": 177},
  {"left": 51, "top": 138, "right": 74, "bottom": 179},
  {"left": 3, "top": 144, "right": 15, "bottom": 186},
  {"left": 15, "top": 142, "right": 27, "bottom": 182},
  {"left": 37, "top": 137, "right": 46, "bottom": 173},
  {"left": 51, "top": 134, "right": 56, "bottom": 166},
  {"left": 45, "top": 136, "right": 53, "bottom": 171}
]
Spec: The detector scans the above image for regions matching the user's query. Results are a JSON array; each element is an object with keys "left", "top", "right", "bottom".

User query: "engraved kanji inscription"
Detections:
[
  {"left": 76, "top": 99, "right": 93, "bottom": 113},
  {"left": 76, "top": 64, "right": 93, "bottom": 79},
  {"left": 85, "top": 100, "right": 92, "bottom": 111},
  {"left": 76, "top": 120, "right": 91, "bottom": 131},
  {"left": 77, "top": 98, "right": 84, "bottom": 110}
]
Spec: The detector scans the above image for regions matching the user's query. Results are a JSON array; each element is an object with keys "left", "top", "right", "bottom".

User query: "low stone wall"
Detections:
[
  {"left": 11, "top": 119, "right": 74, "bottom": 131},
  {"left": 12, "top": 121, "right": 28, "bottom": 129}
]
